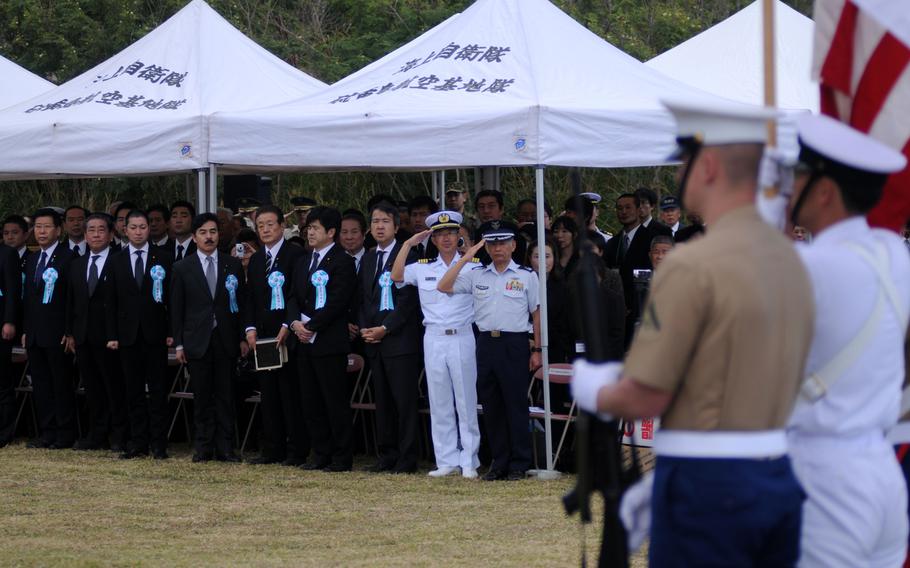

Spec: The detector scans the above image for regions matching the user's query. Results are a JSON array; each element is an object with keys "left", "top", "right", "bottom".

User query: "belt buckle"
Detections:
[
  {"left": 490, "top": 330, "right": 501, "bottom": 338},
  {"left": 801, "top": 374, "right": 827, "bottom": 402},
  {"left": 445, "top": 329, "right": 456, "bottom": 336}
]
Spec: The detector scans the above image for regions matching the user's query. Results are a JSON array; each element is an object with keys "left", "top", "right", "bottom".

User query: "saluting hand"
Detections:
[
  {"left": 405, "top": 230, "right": 432, "bottom": 247},
  {"left": 467, "top": 239, "right": 486, "bottom": 257}
]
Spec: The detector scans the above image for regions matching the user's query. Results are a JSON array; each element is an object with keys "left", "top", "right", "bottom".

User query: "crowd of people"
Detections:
[{"left": 0, "top": 178, "right": 707, "bottom": 477}]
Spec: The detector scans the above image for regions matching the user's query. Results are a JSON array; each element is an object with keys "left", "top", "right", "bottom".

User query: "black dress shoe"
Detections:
[
  {"left": 507, "top": 470, "right": 527, "bottom": 481},
  {"left": 152, "top": 449, "right": 169, "bottom": 460},
  {"left": 324, "top": 463, "right": 352, "bottom": 472},
  {"left": 482, "top": 469, "right": 507, "bottom": 481},
  {"left": 281, "top": 457, "right": 306, "bottom": 467},
  {"left": 192, "top": 453, "right": 212, "bottom": 463},
  {"left": 217, "top": 453, "right": 241, "bottom": 463},
  {"left": 119, "top": 448, "right": 149, "bottom": 460},
  {"left": 300, "top": 461, "right": 330, "bottom": 471},
  {"left": 366, "top": 461, "right": 395, "bottom": 473},
  {"left": 26, "top": 439, "right": 52, "bottom": 449},
  {"left": 246, "top": 455, "right": 282, "bottom": 465}
]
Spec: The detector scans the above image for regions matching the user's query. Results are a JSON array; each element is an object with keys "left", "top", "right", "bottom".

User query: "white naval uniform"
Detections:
[
  {"left": 789, "top": 217, "right": 910, "bottom": 568},
  {"left": 400, "top": 254, "right": 481, "bottom": 471}
]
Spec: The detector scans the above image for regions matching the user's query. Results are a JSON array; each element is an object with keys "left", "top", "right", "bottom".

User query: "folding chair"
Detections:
[
  {"left": 240, "top": 391, "right": 260, "bottom": 457},
  {"left": 12, "top": 347, "right": 38, "bottom": 437},
  {"left": 347, "top": 353, "right": 378, "bottom": 454},
  {"left": 166, "top": 349, "right": 193, "bottom": 441},
  {"left": 528, "top": 364, "right": 576, "bottom": 470}
]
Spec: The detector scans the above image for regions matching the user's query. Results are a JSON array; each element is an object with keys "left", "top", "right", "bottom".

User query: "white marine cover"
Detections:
[
  {"left": 209, "top": 0, "right": 729, "bottom": 171},
  {"left": 0, "top": 0, "right": 325, "bottom": 179},
  {"left": 0, "top": 54, "right": 54, "bottom": 110}
]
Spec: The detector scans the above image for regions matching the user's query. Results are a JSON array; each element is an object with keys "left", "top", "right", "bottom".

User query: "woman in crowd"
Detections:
[{"left": 551, "top": 216, "right": 579, "bottom": 276}]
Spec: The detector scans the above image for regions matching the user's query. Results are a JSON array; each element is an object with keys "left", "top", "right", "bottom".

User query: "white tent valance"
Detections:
[{"left": 0, "top": 54, "right": 54, "bottom": 111}]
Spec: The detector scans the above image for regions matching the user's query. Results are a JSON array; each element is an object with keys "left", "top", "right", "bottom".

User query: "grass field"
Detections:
[{"left": 0, "top": 443, "right": 649, "bottom": 567}]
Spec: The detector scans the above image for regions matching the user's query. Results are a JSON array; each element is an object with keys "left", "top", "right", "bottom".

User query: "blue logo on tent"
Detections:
[
  {"left": 180, "top": 144, "right": 191, "bottom": 156},
  {"left": 515, "top": 138, "right": 526, "bottom": 151}
]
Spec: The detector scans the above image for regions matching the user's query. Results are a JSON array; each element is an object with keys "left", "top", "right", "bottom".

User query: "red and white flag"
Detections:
[{"left": 813, "top": 0, "right": 910, "bottom": 232}]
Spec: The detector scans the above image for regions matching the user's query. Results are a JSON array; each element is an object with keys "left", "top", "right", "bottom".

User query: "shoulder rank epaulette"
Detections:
[
  {"left": 519, "top": 265, "right": 534, "bottom": 272},
  {"left": 471, "top": 264, "right": 485, "bottom": 270},
  {"left": 419, "top": 257, "right": 436, "bottom": 264},
  {"left": 471, "top": 257, "right": 481, "bottom": 263}
]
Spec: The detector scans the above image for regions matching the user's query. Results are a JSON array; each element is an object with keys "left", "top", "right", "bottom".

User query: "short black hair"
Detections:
[
  {"left": 126, "top": 209, "right": 149, "bottom": 224},
  {"left": 586, "top": 230, "right": 607, "bottom": 252},
  {"left": 369, "top": 202, "right": 400, "bottom": 227},
  {"left": 367, "top": 194, "right": 397, "bottom": 212},
  {"left": 551, "top": 215, "right": 578, "bottom": 236},
  {"left": 115, "top": 201, "right": 138, "bottom": 218},
  {"left": 564, "top": 195, "right": 594, "bottom": 224},
  {"left": 616, "top": 193, "right": 641, "bottom": 208},
  {"left": 2, "top": 214, "right": 29, "bottom": 233},
  {"left": 86, "top": 212, "right": 115, "bottom": 231},
  {"left": 407, "top": 195, "right": 439, "bottom": 215},
  {"left": 33, "top": 208, "right": 62, "bottom": 227},
  {"left": 255, "top": 205, "right": 284, "bottom": 224},
  {"left": 475, "top": 190, "right": 504, "bottom": 209},
  {"left": 306, "top": 206, "right": 342, "bottom": 237},
  {"left": 236, "top": 228, "right": 259, "bottom": 246},
  {"left": 342, "top": 210, "right": 367, "bottom": 233},
  {"left": 192, "top": 212, "right": 219, "bottom": 233},
  {"left": 147, "top": 203, "right": 171, "bottom": 222},
  {"left": 170, "top": 200, "right": 196, "bottom": 218},
  {"left": 64, "top": 205, "right": 88, "bottom": 218},
  {"left": 634, "top": 187, "right": 659, "bottom": 207}
]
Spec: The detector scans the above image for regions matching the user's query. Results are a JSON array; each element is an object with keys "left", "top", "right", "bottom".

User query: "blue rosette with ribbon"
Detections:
[
  {"left": 225, "top": 274, "right": 239, "bottom": 313},
  {"left": 41, "top": 267, "right": 59, "bottom": 304},
  {"left": 21, "top": 273, "right": 25, "bottom": 299},
  {"left": 378, "top": 271, "right": 394, "bottom": 311},
  {"left": 311, "top": 270, "right": 330, "bottom": 309},
  {"left": 150, "top": 265, "right": 165, "bottom": 303},
  {"left": 268, "top": 271, "right": 285, "bottom": 310}
]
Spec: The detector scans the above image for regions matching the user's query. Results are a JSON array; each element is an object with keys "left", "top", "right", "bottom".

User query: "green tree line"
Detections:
[{"left": 0, "top": 0, "right": 813, "bottom": 233}]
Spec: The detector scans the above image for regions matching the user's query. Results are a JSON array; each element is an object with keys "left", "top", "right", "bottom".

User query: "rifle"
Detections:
[{"left": 562, "top": 169, "right": 641, "bottom": 568}]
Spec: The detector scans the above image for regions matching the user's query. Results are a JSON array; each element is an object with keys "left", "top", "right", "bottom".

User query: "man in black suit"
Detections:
[
  {"left": 406, "top": 195, "right": 439, "bottom": 260},
  {"left": 358, "top": 202, "right": 422, "bottom": 474},
  {"left": 65, "top": 213, "right": 129, "bottom": 452},
  {"left": 106, "top": 209, "right": 173, "bottom": 459},
  {"left": 111, "top": 201, "right": 138, "bottom": 251},
  {"left": 635, "top": 187, "right": 674, "bottom": 238},
  {"left": 147, "top": 204, "right": 171, "bottom": 248},
  {"left": 604, "top": 193, "right": 655, "bottom": 349},
  {"left": 166, "top": 200, "right": 196, "bottom": 262},
  {"left": 242, "top": 205, "right": 309, "bottom": 466},
  {"left": 287, "top": 206, "right": 358, "bottom": 472},
  {"left": 0, "top": 241, "right": 22, "bottom": 447},
  {"left": 22, "top": 208, "right": 76, "bottom": 449},
  {"left": 172, "top": 213, "right": 247, "bottom": 463}
]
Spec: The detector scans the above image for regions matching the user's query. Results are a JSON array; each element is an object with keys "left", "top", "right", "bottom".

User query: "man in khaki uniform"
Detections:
[{"left": 572, "top": 99, "right": 815, "bottom": 567}]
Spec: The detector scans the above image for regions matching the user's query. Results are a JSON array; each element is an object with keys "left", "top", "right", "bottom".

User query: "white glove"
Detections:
[
  {"left": 570, "top": 360, "right": 622, "bottom": 416},
  {"left": 756, "top": 146, "right": 795, "bottom": 232},
  {"left": 620, "top": 471, "right": 654, "bottom": 553}
]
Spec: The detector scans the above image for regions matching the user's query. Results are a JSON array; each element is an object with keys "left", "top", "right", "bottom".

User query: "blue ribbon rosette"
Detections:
[
  {"left": 41, "top": 267, "right": 59, "bottom": 304},
  {"left": 225, "top": 274, "right": 239, "bottom": 313},
  {"left": 378, "top": 271, "right": 394, "bottom": 311},
  {"left": 311, "top": 269, "right": 330, "bottom": 309},
  {"left": 150, "top": 265, "right": 165, "bottom": 303},
  {"left": 21, "top": 273, "right": 25, "bottom": 299},
  {"left": 268, "top": 271, "right": 285, "bottom": 310}
]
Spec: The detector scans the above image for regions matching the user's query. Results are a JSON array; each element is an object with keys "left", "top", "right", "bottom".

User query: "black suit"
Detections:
[
  {"left": 643, "top": 218, "right": 673, "bottom": 239},
  {"left": 160, "top": 238, "right": 196, "bottom": 262},
  {"left": 66, "top": 248, "right": 128, "bottom": 448},
  {"left": 242, "top": 241, "right": 309, "bottom": 462},
  {"left": 106, "top": 244, "right": 173, "bottom": 453},
  {"left": 675, "top": 223, "right": 704, "bottom": 243},
  {"left": 23, "top": 244, "right": 76, "bottom": 446},
  {"left": 171, "top": 252, "right": 245, "bottom": 457},
  {"left": 287, "top": 244, "right": 358, "bottom": 468},
  {"left": 0, "top": 244, "right": 22, "bottom": 444},
  {"left": 603, "top": 224, "right": 654, "bottom": 349},
  {"left": 358, "top": 241, "right": 422, "bottom": 470}
]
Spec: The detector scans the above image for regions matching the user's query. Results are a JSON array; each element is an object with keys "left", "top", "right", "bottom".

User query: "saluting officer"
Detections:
[
  {"left": 391, "top": 211, "right": 481, "bottom": 479},
  {"left": 572, "top": 100, "right": 815, "bottom": 566},
  {"left": 786, "top": 114, "right": 909, "bottom": 567},
  {"left": 438, "top": 220, "right": 542, "bottom": 482}
]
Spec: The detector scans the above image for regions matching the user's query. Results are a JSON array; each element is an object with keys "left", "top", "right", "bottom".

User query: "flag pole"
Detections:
[{"left": 762, "top": 0, "right": 779, "bottom": 199}]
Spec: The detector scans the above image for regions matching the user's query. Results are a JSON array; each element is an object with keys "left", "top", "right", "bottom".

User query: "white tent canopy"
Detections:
[
  {"left": 646, "top": 0, "right": 817, "bottom": 157},
  {"left": 210, "top": 0, "right": 729, "bottom": 172},
  {"left": 0, "top": 0, "right": 326, "bottom": 179},
  {"left": 0, "top": 54, "right": 54, "bottom": 110}
]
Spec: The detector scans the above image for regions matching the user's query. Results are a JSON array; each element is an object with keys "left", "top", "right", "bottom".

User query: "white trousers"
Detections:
[
  {"left": 790, "top": 433, "right": 908, "bottom": 568},
  {"left": 423, "top": 328, "right": 480, "bottom": 470}
]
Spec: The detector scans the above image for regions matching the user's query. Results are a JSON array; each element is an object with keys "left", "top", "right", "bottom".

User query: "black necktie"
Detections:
[
  {"left": 88, "top": 255, "right": 100, "bottom": 296},
  {"left": 176, "top": 244, "right": 185, "bottom": 262},
  {"left": 375, "top": 250, "right": 385, "bottom": 282},
  {"left": 35, "top": 251, "right": 47, "bottom": 283},
  {"left": 134, "top": 250, "right": 144, "bottom": 288},
  {"left": 309, "top": 252, "right": 320, "bottom": 275},
  {"left": 72, "top": 244, "right": 81, "bottom": 258},
  {"left": 416, "top": 243, "right": 425, "bottom": 258},
  {"left": 617, "top": 232, "right": 629, "bottom": 264},
  {"left": 265, "top": 250, "right": 273, "bottom": 273}
]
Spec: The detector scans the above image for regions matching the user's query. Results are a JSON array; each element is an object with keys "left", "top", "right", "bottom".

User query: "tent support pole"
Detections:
[
  {"left": 532, "top": 165, "right": 559, "bottom": 480},
  {"left": 196, "top": 170, "right": 206, "bottom": 215},
  {"left": 208, "top": 164, "right": 217, "bottom": 213}
]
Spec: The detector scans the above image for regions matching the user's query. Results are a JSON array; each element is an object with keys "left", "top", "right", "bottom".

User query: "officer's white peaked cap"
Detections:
[
  {"left": 797, "top": 114, "right": 906, "bottom": 175},
  {"left": 663, "top": 98, "right": 779, "bottom": 153}
]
